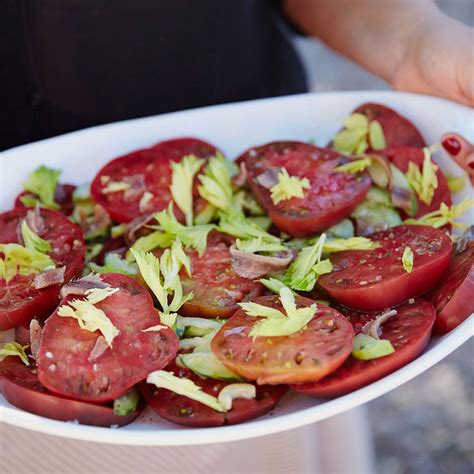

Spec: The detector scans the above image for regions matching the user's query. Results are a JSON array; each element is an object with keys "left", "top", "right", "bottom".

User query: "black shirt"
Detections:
[{"left": 1, "top": 0, "right": 307, "bottom": 150}]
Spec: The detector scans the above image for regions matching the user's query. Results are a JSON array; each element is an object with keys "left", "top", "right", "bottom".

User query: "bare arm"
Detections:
[{"left": 283, "top": 0, "right": 474, "bottom": 106}]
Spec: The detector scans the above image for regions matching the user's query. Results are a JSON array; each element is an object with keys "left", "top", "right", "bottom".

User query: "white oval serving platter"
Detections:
[{"left": 0, "top": 91, "right": 473, "bottom": 445}]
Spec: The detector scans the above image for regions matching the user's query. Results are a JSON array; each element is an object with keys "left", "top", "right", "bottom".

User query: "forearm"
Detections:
[{"left": 282, "top": 0, "right": 440, "bottom": 85}]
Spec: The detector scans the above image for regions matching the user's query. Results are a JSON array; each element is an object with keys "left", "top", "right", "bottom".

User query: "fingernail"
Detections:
[{"left": 442, "top": 137, "right": 461, "bottom": 156}]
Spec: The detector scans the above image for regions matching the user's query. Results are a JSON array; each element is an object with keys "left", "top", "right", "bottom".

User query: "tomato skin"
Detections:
[
  {"left": 0, "top": 208, "right": 85, "bottom": 330},
  {"left": 151, "top": 137, "right": 219, "bottom": 160},
  {"left": 91, "top": 149, "right": 169, "bottom": 223},
  {"left": 37, "top": 273, "right": 179, "bottom": 403},
  {"left": 211, "top": 295, "right": 354, "bottom": 385},
  {"left": 381, "top": 146, "right": 452, "bottom": 217},
  {"left": 354, "top": 103, "right": 426, "bottom": 148},
  {"left": 140, "top": 362, "right": 287, "bottom": 427},
  {"left": 15, "top": 184, "right": 76, "bottom": 216},
  {"left": 91, "top": 138, "right": 219, "bottom": 223},
  {"left": 292, "top": 299, "right": 436, "bottom": 397},
  {"left": 0, "top": 357, "right": 140, "bottom": 427},
  {"left": 428, "top": 242, "right": 474, "bottom": 334},
  {"left": 318, "top": 225, "right": 452, "bottom": 311},
  {"left": 179, "top": 241, "right": 265, "bottom": 319},
  {"left": 239, "top": 141, "right": 371, "bottom": 237},
  {"left": 14, "top": 323, "right": 31, "bottom": 346}
]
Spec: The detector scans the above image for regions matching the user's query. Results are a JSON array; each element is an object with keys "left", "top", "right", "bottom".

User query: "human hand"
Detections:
[
  {"left": 441, "top": 133, "right": 474, "bottom": 185},
  {"left": 283, "top": 1, "right": 473, "bottom": 107},
  {"left": 391, "top": 10, "right": 474, "bottom": 107}
]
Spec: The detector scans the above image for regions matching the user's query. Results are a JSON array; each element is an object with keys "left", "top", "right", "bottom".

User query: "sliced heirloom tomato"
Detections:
[
  {"left": 428, "top": 241, "right": 474, "bottom": 334},
  {"left": 14, "top": 322, "right": 31, "bottom": 346},
  {"left": 381, "top": 146, "right": 452, "bottom": 217},
  {"left": 0, "top": 357, "right": 140, "bottom": 427},
  {"left": 211, "top": 295, "right": 354, "bottom": 385},
  {"left": 354, "top": 103, "right": 427, "bottom": 148},
  {"left": 37, "top": 273, "right": 178, "bottom": 403},
  {"left": 0, "top": 208, "right": 85, "bottom": 330},
  {"left": 239, "top": 141, "right": 371, "bottom": 237},
  {"left": 151, "top": 137, "right": 219, "bottom": 160},
  {"left": 318, "top": 225, "right": 452, "bottom": 311},
  {"left": 15, "top": 183, "right": 77, "bottom": 216},
  {"left": 140, "top": 361, "right": 286, "bottom": 427},
  {"left": 292, "top": 299, "right": 436, "bottom": 397},
  {"left": 90, "top": 138, "right": 219, "bottom": 223},
  {"left": 178, "top": 235, "right": 265, "bottom": 319}
]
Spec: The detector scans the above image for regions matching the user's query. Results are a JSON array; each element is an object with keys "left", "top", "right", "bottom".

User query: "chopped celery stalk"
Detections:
[
  {"left": 259, "top": 277, "right": 293, "bottom": 295},
  {"left": 126, "top": 231, "right": 174, "bottom": 262},
  {"left": 113, "top": 388, "right": 140, "bottom": 416},
  {"left": 217, "top": 384, "right": 256, "bottom": 411},
  {"left": 146, "top": 370, "right": 225, "bottom": 412},
  {"left": 352, "top": 334, "right": 395, "bottom": 360}
]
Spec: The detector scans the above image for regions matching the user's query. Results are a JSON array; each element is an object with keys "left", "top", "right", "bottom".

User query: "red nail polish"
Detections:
[
  {"left": 468, "top": 161, "right": 474, "bottom": 169},
  {"left": 442, "top": 137, "right": 461, "bottom": 156}
]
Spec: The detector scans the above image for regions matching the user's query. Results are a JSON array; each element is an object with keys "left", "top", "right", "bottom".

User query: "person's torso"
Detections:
[{"left": 1, "top": 0, "right": 307, "bottom": 150}]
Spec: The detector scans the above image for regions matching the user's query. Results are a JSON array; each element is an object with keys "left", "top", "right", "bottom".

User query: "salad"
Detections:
[{"left": 0, "top": 102, "right": 472, "bottom": 428}]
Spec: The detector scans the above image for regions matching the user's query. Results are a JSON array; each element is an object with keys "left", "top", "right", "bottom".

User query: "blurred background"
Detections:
[{"left": 294, "top": 0, "right": 473, "bottom": 472}]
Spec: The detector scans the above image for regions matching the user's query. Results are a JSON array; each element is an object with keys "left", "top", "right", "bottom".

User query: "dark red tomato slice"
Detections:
[
  {"left": 151, "top": 137, "right": 220, "bottom": 160},
  {"left": 178, "top": 239, "right": 264, "bottom": 319},
  {"left": 354, "top": 103, "right": 426, "bottom": 148},
  {"left": 381, "top": 146, "right": 452, "bottom": 217},
  {"left": 239, "top": 141, "right": 371, "bottom": 237},
  {"left": 14, "top": 322, "right": 31, "bottom": 346},
  {"left": 91, "top": 148, "right": 174, "bottom": 223},
  {"left": 15, "top": 183, "right": 76, "bottom": 216},
  {"left": 140, "top": 361, "right": 286, "bottom": 427},
  {"left": 428, "top": 241, "right": 474, "bottom": 334},
  {"left": 318, "top": 225, "right": 452, "bottom": 311},
  {"left": 292, "top": 299, "right": 436, "bottom": 397},
  {"left": 37, "top": 273, "right": 178, "bottom": 403},
  {"left": 91, "top": 138, "right": 219, "bottom": 224},
  {"left": 0, "top": 357, "right": 140, "bottom": 427},
  {"left": 0, "top": 208, "right": 85, "bottom": 330},
  {"left": 211, "top": 295, "right": 354, "bottom": 385}
]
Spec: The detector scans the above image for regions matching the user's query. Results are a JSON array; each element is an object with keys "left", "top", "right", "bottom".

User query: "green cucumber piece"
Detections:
[
  {"left": 178, "top": 352, "right": 241, "bottom": 381},
  {"left": 352, "top": 334, "right": 395, "bottom": 360},
  {"left": 113, "top": 387, "right": 140, "bottom": 416},
  {"left": 351, "top": 199, "right": 402, "bottom": 235},
  {"left": 326, "top": 219, "right": 355, "bottom": 239}
]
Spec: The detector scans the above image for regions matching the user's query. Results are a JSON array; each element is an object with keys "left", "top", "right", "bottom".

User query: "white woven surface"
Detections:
[{"left": 0, "top": 407, "right": 373, "bottom": 474}]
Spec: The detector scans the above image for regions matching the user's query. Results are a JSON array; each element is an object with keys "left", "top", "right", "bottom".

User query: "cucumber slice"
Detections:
[
  {"left": 352, "top": 194, "right": 402, "bottom": 236},
  {"left": 178, "top": 352, "right": 241, "bottom": 381},
  {"left": 366, "top": 187, "right": 393, "bottom": 206},
  {"left": 113, "top": 387, "right": 140, "bottom": 416},
  {"left": 176, "top": 316, "right": 222, "bottom": 338},
  {"left": 326, "top": 219, "right": 354, "bottom": 239},
  {"left": 184, "top": 325, "right": 218, "bottom": 337}
]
